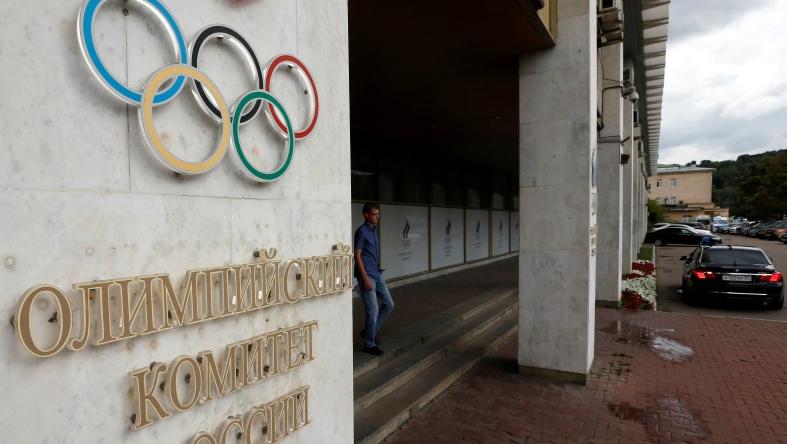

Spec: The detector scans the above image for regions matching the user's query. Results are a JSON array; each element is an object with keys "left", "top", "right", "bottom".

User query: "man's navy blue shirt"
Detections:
[{"left": 354, "top": 222, "right": 381, "bottom": 278}]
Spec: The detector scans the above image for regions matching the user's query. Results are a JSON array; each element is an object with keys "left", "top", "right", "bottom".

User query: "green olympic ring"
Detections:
[{"left": 232, "top": 90, "right": 295, "bottom": 182}]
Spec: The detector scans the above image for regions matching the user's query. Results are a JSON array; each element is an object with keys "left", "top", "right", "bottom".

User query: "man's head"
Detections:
[{"left": 362, "top": 202, "right": 380, "bottom": 225}]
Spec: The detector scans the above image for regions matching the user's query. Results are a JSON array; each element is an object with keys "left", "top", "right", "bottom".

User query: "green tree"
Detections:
[
  {"left": 687, "top": 149, "right": 786, "bottom": 220},
  {"left": 647, "top": 199, "right": 668, "bottom": 227}
]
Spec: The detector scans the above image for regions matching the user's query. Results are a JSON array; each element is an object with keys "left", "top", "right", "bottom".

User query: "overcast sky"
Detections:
[{"left": 659, "top": 0, "right": 787, "bottom": 165}]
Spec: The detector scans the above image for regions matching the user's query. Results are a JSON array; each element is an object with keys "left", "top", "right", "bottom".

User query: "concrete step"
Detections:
[
  {"left": 354, "top": 313, "right": 518, "bottom": 444},
  {"left": 353, "top": 294, "right": 517, "bottom": 413},
  {"left": 353, "top": 285, "right": 516, "bottom": 379}
]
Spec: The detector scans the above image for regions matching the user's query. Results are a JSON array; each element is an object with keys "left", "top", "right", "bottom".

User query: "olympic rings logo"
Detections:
[{"left": 77, "top": 0, "right": 319, "bottom": 182}]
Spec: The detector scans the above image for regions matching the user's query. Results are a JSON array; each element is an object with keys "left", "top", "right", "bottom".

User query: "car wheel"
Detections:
[
  {"left": 654, "top": 239, "right": 664, "bottom": 246},
  {"left": 681, "top": 280, "right": 695, "bottom": 305},
  {"left": 771, "top": 297, "right": 784, "bottom": 310}
]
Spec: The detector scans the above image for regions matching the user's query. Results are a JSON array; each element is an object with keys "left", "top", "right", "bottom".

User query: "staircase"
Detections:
[{"left": 353, "top": 286, "right": 518, "bottom": 443}]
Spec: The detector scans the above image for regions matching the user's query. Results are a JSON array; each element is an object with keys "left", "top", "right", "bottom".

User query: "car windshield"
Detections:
[{"left": 700, "top": 249, "right": 770, "bottom": 265}]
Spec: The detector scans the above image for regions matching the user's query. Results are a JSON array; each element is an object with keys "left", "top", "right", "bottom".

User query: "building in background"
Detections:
[{"left": 648, "top": 166, "right": 730, "bottom": 222}]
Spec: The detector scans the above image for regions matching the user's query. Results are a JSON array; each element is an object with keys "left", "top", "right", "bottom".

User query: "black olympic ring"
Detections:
[{"left": 189, "top": 25, "right": 264, "bottom": 125}]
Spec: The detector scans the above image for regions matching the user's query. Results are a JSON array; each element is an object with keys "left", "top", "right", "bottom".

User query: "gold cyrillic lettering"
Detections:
[
  {"left": 218, "top": 416, "right": 243, "bottom": 444},
  {"left": 231, "top": 265, "right": 256, "bottom": 314},
  {"left": 323, "top": 256, "right": 335, "bottom": 293},
  {"left": 74, "top": 280, "right": 117, "bottom": 346},
  {"left": 244, "top": 406, "right": 269, "bottom": 444},
  {"left": 167, "top": 355, "right": 202, "bottom": 412},
  {"left": 191, "top": 433, "right": 218, "bottom": 444},
  {"left": 199, "top": 343, "right": 242, "bottom": 404},
  {"left": 160, "top": 271, "right": 200, "bottom": 328},
  {"left": 119, "top": 276, "right": 158, "bottom": 339},
  {"left": 69, "top": 283, "right": 92, "bottom": 351},
  {"left": 129, "top": 363, "right": 171, "bottom": 430},
  {"left": 270, "top": 397, "right": 287, "bottom": 442},
  {"left": 16, "top": 285, "right": 73, "bottom": 358},
  {"left": 203, "top": 268, "right": 230, "bottom": 321},
  {"left": 282, "top": 261, "right": 304, "bottom": 303},
  {"left": 304, "top": 257, "right": 321, "bottom": 298},
  {"left": 341, "top": 254, "right": 353, "bottom": 290},
  {"left": 271, "top": 331, "right": 288, "bottom": 374},
  {"left": 261, "top": 261, "right": 280, "bottom": 306},
  {"left": 302, "top": 321, "right": 318, "bottom": 363},
  {"left": 287, "top": 328, "right": 302, "bottom": 370}
]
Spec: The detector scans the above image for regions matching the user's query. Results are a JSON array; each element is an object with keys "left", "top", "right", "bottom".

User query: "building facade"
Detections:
[
  {"left": 648, "top": 166, "right": 729, "bottom": 222},
  {"left": 0, "top": 0, "right": 667, "bottom": 442}
]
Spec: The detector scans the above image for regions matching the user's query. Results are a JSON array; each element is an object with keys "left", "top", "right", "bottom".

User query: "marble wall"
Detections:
[{"left": 0, "top": 0, "right": 352, "bottom": 442}]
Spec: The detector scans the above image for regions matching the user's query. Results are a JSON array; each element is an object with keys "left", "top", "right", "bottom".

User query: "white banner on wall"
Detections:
[
  {"left": 430, "top": 207, "right": 465, "bottom": 270},
  {"left": 465, "top": 209, "right": 490, "bottom": 262},
  {"left": 510, "top": 212, "right": 520, "bottom": 252},
  {"left": 380, "top": 205, "right": 429, "bottom": 279},
  {"left": 491, "top": 210, "right": 510, "bottom": 256}
]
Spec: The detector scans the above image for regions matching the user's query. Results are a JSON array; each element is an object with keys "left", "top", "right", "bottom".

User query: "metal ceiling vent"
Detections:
[{"left": 598, "top": 0, "right": 623, "bottom": 46}]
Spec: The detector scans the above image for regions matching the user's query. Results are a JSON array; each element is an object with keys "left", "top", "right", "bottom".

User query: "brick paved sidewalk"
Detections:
[{"left": 388, "top": 308, "right": 787, "bottom": 443}]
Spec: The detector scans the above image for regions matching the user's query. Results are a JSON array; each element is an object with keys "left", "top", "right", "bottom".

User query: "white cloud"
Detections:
[{"left": 660, "top": 0, "right": 787, "bottom": 162}]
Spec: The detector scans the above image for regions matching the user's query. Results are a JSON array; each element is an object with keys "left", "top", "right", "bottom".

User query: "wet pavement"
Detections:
[
  {"left": 656, "top": 234, "right": 787, "bottom": 321},
  {"left": 387, "top": 307, "right": 787, "bottom": 443}
]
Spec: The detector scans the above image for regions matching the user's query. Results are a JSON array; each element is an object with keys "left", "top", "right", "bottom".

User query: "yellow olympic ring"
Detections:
[{"left": 138, "top": 65, "right": 231, "bottom": 175}]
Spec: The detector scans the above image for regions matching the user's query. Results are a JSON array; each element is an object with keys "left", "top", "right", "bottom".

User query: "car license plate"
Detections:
[{"left": 722, "top": 275, "right": 751, "bottom": 282}]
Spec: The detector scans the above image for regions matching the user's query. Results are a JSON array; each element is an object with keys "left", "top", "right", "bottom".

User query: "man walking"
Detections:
[{"left": 354, "top": 203, "right": 394, "bottom": 355}]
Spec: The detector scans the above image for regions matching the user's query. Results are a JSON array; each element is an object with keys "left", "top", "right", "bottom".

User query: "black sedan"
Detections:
[
  {"left": 645, "top": 226, "right": 722, "bottom": 246},
  {"left": 680, "top": 245, "right": 784, "bottom": 309}
]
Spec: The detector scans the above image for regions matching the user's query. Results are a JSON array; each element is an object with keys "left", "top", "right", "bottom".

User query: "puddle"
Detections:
[
  {"left": 599, "top": 320, "right": 693, "bottom": 362},
  {"left": 608, "top": 402, "right": 646, "bottom": 423},
  {"left": 650, "top": 336, "right": 695, "bottom": 362},
  {"left": 608, "top": 397, "right": 710, "bottom": 441}
]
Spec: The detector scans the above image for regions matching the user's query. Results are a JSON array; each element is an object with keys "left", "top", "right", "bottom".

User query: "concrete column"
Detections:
[
  {"left": 638, "top": 155, "right": 647, "bottom": 246},
  {"left": 621, "top": 89, "right": 634, "bottom": 272},
  {"left": 517, "top": 0, "right": 596, "bottom": 383},
  {"left": 595, "top": 43, "right": 624, "bottom": 305},
  {"left": 631, "top": 135, "right": 641, "bottom": 259}
]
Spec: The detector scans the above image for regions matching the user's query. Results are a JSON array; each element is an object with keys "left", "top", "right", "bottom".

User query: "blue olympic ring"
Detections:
[{"left": 79, "top": 0, "right": 188, "bottom": 105}]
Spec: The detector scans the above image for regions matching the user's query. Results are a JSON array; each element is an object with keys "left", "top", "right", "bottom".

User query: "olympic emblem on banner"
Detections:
[{"left": 76, "top": 0, "right": 319, "bottom": 182}]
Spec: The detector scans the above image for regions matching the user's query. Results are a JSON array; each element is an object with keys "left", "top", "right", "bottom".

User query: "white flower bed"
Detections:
[
  {"left": 621, "top": 275, "right": 657, "bottom": 309},
  {"left": 621, "top": 260, "right": 657, "bottom": 310}
]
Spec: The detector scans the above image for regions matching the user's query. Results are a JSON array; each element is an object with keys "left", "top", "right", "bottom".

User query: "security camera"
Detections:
[{"left": 629, "top": 90, "right": 639, "bottom": 103}]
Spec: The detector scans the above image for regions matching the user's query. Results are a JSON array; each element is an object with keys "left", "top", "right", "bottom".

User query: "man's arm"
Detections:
[{"left": 354, "top": 248, "right": 373, "bottom": 291}]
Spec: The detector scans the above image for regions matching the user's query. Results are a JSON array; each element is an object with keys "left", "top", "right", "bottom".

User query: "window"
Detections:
[
  {"left": 656, "top": 180, "right": 662, "bottom": 188},
  {"left": 671, "top": 178, "right": 677, "bottom": 187},
  {"left": 682, "top": 215, "right": 692, "bottom": 222},
  {"left": 700, "top": 249, "right": 770, "bottom": 265},
  {"left": 667, "top": 196, "right": 677, "bottom": 205}
]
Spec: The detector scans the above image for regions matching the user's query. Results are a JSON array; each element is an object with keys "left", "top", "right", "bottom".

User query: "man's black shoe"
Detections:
[
  {"left": 362, "top": 346, "right": 384, "bottom": 355},
  {"left": 360, "top": 330, "right": 381, "bottom": 345}
]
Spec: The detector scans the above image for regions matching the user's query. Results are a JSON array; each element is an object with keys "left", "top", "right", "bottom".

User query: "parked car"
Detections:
[
  {"left": 651, "top": 223, "right": 670, "bottom": 230},
  {"left": 763, "top": 221, "right": 787, "bottom": 240},
  {"left": 727, "top": 223, "right": 749, "bottom": 234},
  {"left": 740, "top": 221, "right": 760, "bottom": 236},
  {"left": 645, "top": 226, "right": 722, "bottom": 246},
  {"left": 745, "top": 222, "right": 769, "bottom": 237},
  {"left": 695, "top": 215, "right": 711, "bottom": 230},
  {"left": 754, "top": 222, "right": 780, "bottom": 238},
  {"left": 681, "top": 222, "right": 707, "bottom": 230},
  {"left": 653, "top": 224, "right": 714, "bottom": 236},
  {"left": 680, "top": 245, "right": 784, "bottom": 309},
  {"left": 711, "top": 221, "right": 728, "bottom": 233},
  {"left": 781, "top": 233, "right": 787, "bottom": 244}
]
